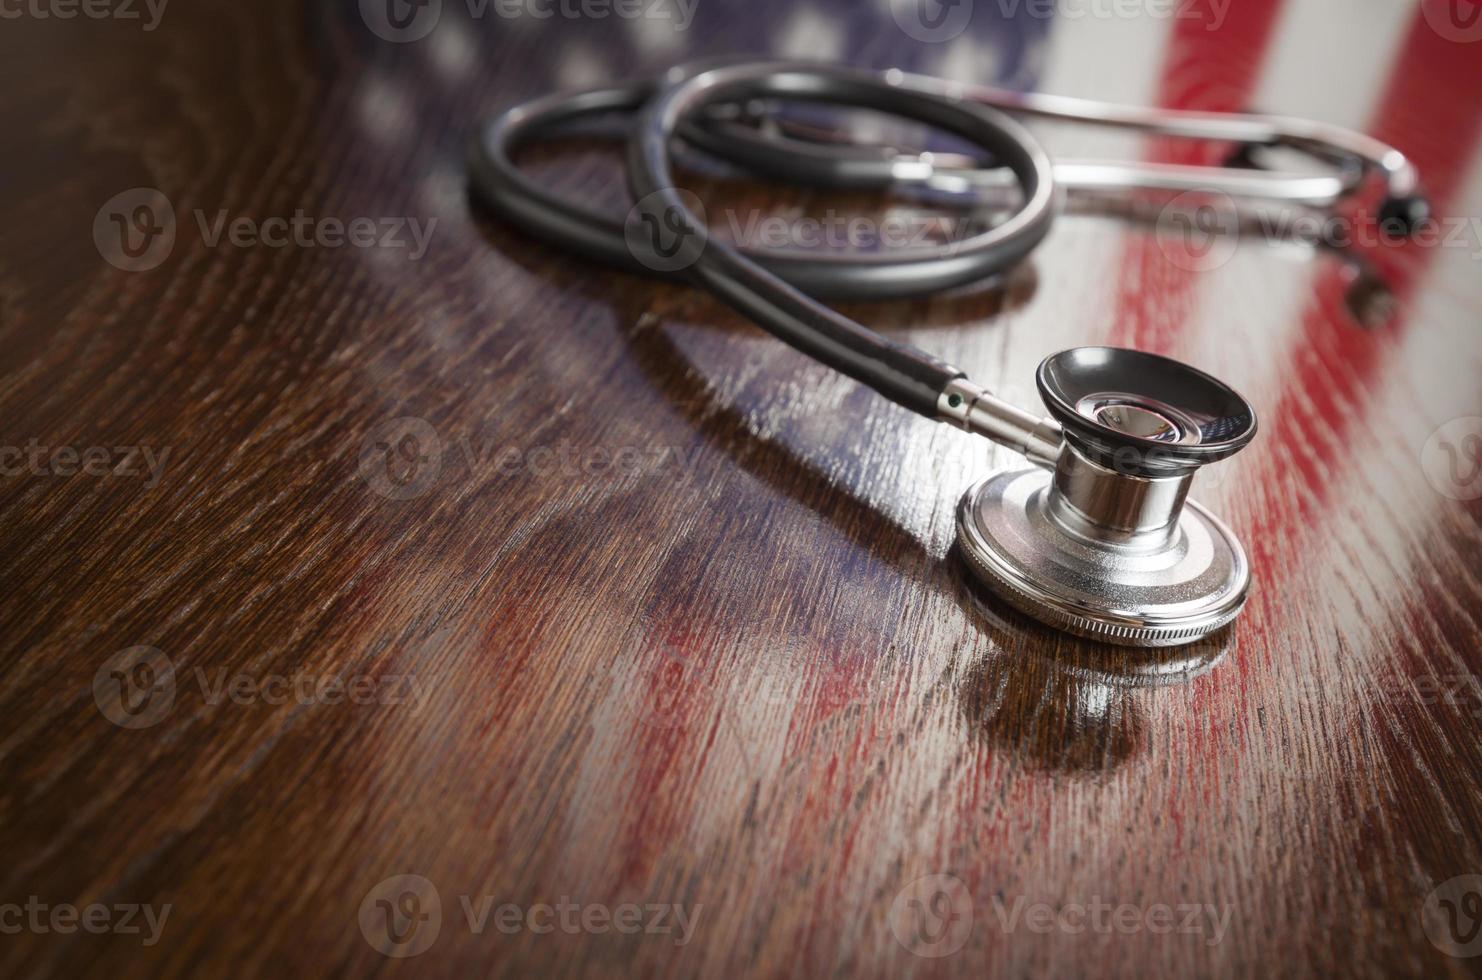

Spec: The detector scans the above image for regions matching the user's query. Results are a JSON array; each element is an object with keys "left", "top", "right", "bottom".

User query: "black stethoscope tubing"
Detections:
[{"left": 471, "top": 62, "right": 1057, "bottom": 417}]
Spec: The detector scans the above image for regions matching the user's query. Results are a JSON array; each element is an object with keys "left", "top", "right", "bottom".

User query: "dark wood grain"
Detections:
[{"left": 2, "top": 1, "right": 1482, "bottom": 977}]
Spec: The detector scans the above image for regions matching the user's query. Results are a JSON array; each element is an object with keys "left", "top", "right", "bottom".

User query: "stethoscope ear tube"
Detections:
[{"left": 470, "top": 57, "right": 1423, "bottom": 427}]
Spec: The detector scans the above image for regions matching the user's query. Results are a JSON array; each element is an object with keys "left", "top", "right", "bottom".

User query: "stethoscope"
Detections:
[{"left": 469, "top": 60, "right": 1426, "bottom": 647}]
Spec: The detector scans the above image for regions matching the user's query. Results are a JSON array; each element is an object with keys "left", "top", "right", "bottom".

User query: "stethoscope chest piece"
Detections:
[
  {"left": 957, "top": 469, "right": 1250, "bottom": 647},
  {"left": 955, "top": 347, "right": 1257, "bottom": 647}
]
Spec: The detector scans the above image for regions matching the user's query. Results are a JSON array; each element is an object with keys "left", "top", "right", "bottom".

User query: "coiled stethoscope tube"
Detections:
[
  {"left": 624, "top": 61, "right": 1061, "bottom": 417},
  {"left": 469, "top": 65, "right": 1057, "bottom": 305}
]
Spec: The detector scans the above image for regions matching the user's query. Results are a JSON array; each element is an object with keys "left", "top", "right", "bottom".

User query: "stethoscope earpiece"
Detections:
[
  {"left": 956, "top": 347, "right": 1256, "bottom": 647},
  {"left": 1377, "top": 194, "right": 1432, "bottom": 239}
]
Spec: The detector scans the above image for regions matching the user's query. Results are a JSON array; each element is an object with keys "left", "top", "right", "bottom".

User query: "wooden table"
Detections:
[{"left": 3, "top": 1, "right": 1481, "bottom": 976}]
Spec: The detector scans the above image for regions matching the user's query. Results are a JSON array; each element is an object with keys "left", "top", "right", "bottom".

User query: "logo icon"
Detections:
[
  {"left": 359, "top": 417, "right": 443, "bottom": 500},
  {"left": 94, "top": 188, "right": 176, "bottom": 272},
  {"left": 624, "top": 189, "right": 708, "bottom": 274},
  {"left": 618, "top": 639, "right": 702, "bottom": 730},
  {"left": 1423, "top": 0, "right": 1482, "bottom": 43},
  {"left": 891, "top": 0, "right": 973, "bottom": 42},
  {"left": 1155, "top": 190, "right": 1240, "bottom": 272},
  {"left": 1421, "top": 417, "right": 1482, "bottom": 501},
  {"left": 1424, "top": 874, "right": 1482, "bottom": 957},
  {"left": 360, "top": 0, "right": 442, "bottom": 42},
  {"left": 888, "top": 874, "right": 973, "bottom": 957},
  {"left": 93, "top": 646, "right": 176, "bottom": 729},
  {"left": 360, "top": 874, "right": 442, "bottom": 957}
]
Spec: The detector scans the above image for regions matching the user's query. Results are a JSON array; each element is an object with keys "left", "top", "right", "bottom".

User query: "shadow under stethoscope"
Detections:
[{"left": 954, "top": 579, "right": 1230, "bottom": 773}]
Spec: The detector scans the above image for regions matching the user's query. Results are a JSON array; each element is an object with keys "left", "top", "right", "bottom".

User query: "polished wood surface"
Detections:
[{"left": 3, "top": 1, "right": 1482, "bottom": 977}]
